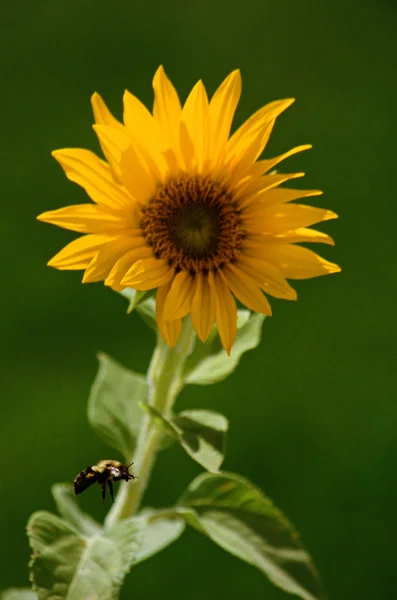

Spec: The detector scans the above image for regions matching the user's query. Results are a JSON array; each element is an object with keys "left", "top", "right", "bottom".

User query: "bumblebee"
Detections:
[{"left": 73, "top": 460, "right": 137, "bottom": 504}]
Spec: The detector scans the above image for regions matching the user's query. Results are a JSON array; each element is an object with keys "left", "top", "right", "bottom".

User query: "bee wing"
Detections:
[{"left": 73, "top": 466, "right": 98, "bottom": 495}]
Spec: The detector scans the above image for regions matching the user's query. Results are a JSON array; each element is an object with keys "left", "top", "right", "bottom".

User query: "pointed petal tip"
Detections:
[
  {"left": 37, "top": 211, "right": 54, "bottom": 223},
  {"left": 330, "top": 263, "right": 342, "bottom": 274},
  {"left": 81, "top": 271, "right": 92, "bottom": 284},
  {"left": 164, "top": 336, "right": 178, "bottom": 348},
  {"left": 47, "top": 256, "right": 62, "bottom": 269},
  {"left": 153, "top": 64, "right": 166, "bottom": 83},
  {"left": 123, "top": 88, "right": 133, "bottom": 100},
  {"left": 91, "top": 91, "right": 101, "bottom": 103},
  {"left": 326, "top": 210, "right": 339, "bottom": 220}
]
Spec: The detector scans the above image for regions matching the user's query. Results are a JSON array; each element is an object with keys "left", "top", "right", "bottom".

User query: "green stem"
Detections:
[{"left": 105, "top": 318, "right": 196, "bottom": 527}]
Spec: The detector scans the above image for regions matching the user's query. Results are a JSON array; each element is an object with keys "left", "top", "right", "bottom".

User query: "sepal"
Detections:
[
  {"left": 184, "top": 311, "right": 266, "bottom": 385},
  {"left": 119, "top": 288, "right": 157, "bottom": 329}
]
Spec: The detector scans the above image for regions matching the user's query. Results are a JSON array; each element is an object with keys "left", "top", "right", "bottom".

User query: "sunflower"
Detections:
[{"left": 38, "top": 67, "right": 340, "bottom": 352}]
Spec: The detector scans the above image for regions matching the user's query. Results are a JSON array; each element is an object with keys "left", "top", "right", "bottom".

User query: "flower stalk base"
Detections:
[{"left": 105, "top": 318, "right": 196, "bottom": 526}]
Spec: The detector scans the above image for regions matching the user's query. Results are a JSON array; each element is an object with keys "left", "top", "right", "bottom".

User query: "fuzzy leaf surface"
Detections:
[
  {"left": 52, "top": 483, "right": 101, "bottom": 537},
  {"left": 134, "top": 509, "right": 186, "bottom": 564},
  {"left": 142, "top": 405, "right": 228, "bottom": 472},
  {"left": 27, "top": 511, "right": 142, "bottom": 600},
  {"left": 184, "top": 311, "right": 266, "bottom": 385},
  {"left": 177, "top": 472, "right": 324, "bottom": 600},
  {"left": 88, "top": 353, "right": 148, "bottom": 460},
  {"left": 0, "top": 590, "right": 37, "bottom": 600},
  {"left": 135, "top": 297, "right": 157, "bottom": 330},
  {"left": 119, "top": 288, "right": 151, "bottom": 313}
]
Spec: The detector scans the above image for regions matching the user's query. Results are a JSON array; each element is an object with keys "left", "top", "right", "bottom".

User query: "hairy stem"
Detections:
[{"left": 105, "top": 319, "right": 195, "bottom": 527}]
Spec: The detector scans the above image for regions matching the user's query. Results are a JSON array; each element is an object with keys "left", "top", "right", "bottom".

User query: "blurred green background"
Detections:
[{"left": 1, "top": 0, "right": 395, "bottom": 598}]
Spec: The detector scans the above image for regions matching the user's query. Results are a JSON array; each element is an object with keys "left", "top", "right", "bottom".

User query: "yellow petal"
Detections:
[
  {"left": 152, "top": 66, "right": 182, "bottom": 149},
  {"left": 47, "top": 234, "right": 112, "bottom": 270},
  {"left": 156, "top": 282, "right": 182, "bottom": 347},
  {"left": 93, "top": 125, "right": 156, "bottom": 201},
  {"left": 91, "top": 93, "right": 125, "bottom": 165},
  {"left": 83, "top": 237, "right": 141, "bottom": 283},
  {"left": 262, "top": 243, "right": 341, "bottom": 279},
  {"left": 248, "top": 188, "right": 323, "bottom": 210},
  {"left": 51, "top": 149, "right": 133, "bottom": 210},
  {"left": 37, "top": 204, "right": 137, "bottom": 234},
  {"left": 91, "top": 92, "right": 124, "bottom": 130},
  {"left": 237, "top": 172, "right": 305, "bottom": 206},
  {"left": 237, "top": 255, "right": 297, "bottom": 300},
  {"left": 121, "top": 257, "right": 173, "bottom": 290},
  {"left": 220, "top": 265, "right": 272, "bottom": 315},
  {"left": 225, "top": 98, "right": 295, "bottom": 166},
  {"left": 272, "top": 227, "right": 335, "bottom": 246},
  {"left": 208, "top": 271, "right": 237, "bottom": 355},
  {"left": 190, "top": 273, "right": 216, "bottom": 342},
  {"left": 123, "top": 90, "right": 167, "bottom": 179},
  {"left": 246, "top": 145, "right": 312, "bottom": 179},
  {"left": 163, "top": 271, "right": 195, "bottom": 321},
  {"left": 243, "top": 204, "right": 338, "bottom": 234},
  {"left": 179, "top": 122, "right": 195, "bottom": 171},
  {"left": 181, "top": 80, "right": 209, "bottom": 172},
  {"left": 227, "top": 122, "right": 273, "bottom": 185},
  {"left": 209, "top": 70, "right": 241, "bottom": 166},
  {"left": 105, "top": 242, "right": 153, "bottom": 288}
]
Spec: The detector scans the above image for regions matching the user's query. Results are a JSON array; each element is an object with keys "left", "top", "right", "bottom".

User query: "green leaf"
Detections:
[
  {"left": 177, "top": 472, "right": 324, "bottom": 600},
  {"left": 28, "top": 511, "right": 143, "bottom": 600},
  {"left": 134, "top": 509, "right": 185, "bottom": 564},
  {"left": 88, "top": 353, "right": 148, "bottom": 460},
  {"left": 118, "top": 288, "right": 157, "bottom": 329},
  {"left": 142, "top": 405, "right": 228, "bottom": 472},
  {"left": 52, "top": 483, "right": 101, "bottom": 537},
  {"left": 118, "top": 288, "right": 150, "bottom": 314},
  {"left": 184, "top": 311, "right": 266, "bottom": 385},
  {"left": 135, "top": 297, "right": 157, "bottom": 330},
  {"left": 0, "top": 590, "right": 37, "bottom": 600}
]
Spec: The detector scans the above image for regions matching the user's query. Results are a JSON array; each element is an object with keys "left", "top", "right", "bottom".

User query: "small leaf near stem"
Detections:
[
  {"left": 141, "top": 405, "right": 228, "bottom": 472},
  {"left": 184, "top": 311, "right": 266, "bottom": 385},
  {"left": 105, "top": 318, "right": 196, "bottom": 526}
]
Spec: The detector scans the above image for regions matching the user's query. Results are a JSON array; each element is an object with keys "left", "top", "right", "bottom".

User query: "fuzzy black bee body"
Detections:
[{"left": 73, "top": 460, "right": 136, "bottom": 504}]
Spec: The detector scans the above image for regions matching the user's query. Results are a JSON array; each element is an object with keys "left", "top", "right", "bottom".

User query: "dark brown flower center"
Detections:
[{"left": 140, "top": 176, "right": 245, "bottom": 273}]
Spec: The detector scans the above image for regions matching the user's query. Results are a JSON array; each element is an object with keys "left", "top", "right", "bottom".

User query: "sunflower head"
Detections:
[{"left": 38, "top": 67, "right": 340, "bottom": 353}]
